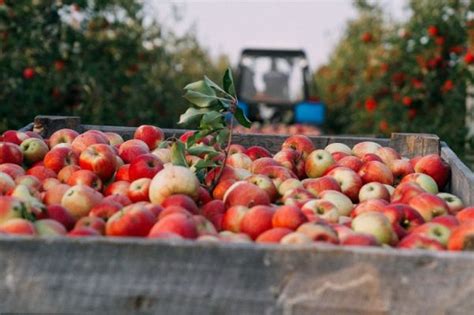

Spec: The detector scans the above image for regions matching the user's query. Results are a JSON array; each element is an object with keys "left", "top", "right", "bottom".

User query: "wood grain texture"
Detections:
[
  {"left": 33, "top": 115, "right": 81, "bottom": 138},
  {"left": 389, "top": 133, "right": 440, "bottom": 158},
  {"left": 441, "top": 143, "right": 474, "bottom": 205},
  {"left": 0, "top": 237, "right": 474, "bottom": 314}
]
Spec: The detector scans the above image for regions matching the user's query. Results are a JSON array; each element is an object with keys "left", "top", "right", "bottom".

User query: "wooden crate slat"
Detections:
[
  {"left": 1, "top": 237, "right": 474, "bottom": 314},
  {"left": 441, "top": 144, "right": 474, "bottom": 205},
  {"left": 389, "top": 133, "right": 440, "bottom": 157}
]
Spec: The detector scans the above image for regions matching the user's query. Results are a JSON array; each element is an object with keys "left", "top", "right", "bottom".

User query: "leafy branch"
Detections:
[{"left": 177, "top": 68, "right": 251, "bottom": 188}]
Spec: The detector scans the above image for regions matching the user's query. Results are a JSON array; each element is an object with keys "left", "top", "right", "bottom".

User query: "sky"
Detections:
[{"left": 149, "top": 0, "right": 407, "bottom": 70}]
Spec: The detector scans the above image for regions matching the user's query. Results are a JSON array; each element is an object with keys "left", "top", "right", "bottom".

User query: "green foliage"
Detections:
[
  {"left": 0, "top": 0, "right": 224, "bottom": 131},
  {"left": 175, "top": 69, "right": 251, "bottom": 185},
  {"left": 315, "top": 0, "right": 474, "bottom": 158}
]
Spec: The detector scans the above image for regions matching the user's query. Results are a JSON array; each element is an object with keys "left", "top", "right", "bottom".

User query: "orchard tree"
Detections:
[
  {"left": 0, "top": 0, "right": 224, "bottom": 130},
  {"left": 315, "top": 0, "right": 474, "bottom": 157}
]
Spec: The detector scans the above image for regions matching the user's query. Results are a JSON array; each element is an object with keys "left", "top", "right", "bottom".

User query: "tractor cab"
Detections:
[{"left": 236, "top": 48, "right": 325, "bottom": 126}]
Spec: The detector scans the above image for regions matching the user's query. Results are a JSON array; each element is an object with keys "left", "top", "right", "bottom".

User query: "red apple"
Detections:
[
  {"left": 134, "top": 125, "right": 164, "bottom": 150},
  {"left": 398, "top": 234, "right": 444, "bottom": 250},
  {"left": 240, "top": 205, "right": 275, "bottom": 240},
  {"left": 245, "top": 146, "right": 272, "bottom": 160},
  {"left": 115, "top": 164, "right": 131, "bottom": 182},
  {"left": 296, "top": 222, "right": 339, "bottom": 244},
  {"left": 79, "top": 143, "right": 117, "bottom": 181},
  {"left": 456, "top": 207, "right": 474, "bottom": 224},
  {"left": 272, "top": 205, "right": 307, "bottom": 230},
  {"left": 104, "top": 181, "right": 130, "bottom": 197},
  {"left": 128, "top": 178, "right": 151, "bottom": 202},
  {"left": 149, "top": 165, "right": 200, "bottom": 205},
  {"left": 43, "top": 184, "right": 70, "bottom": 206},
  {"left": 381, "top": 203, "right": 425, "bottom": 236},
  {"left": 280, "top": 231, "right": 313, "bottom": 245},
  {"left": 48, "top": 128, "right": 79, "bottom": 148},
  {"left": 223, "top": 181, "right": 270, "bottom": 209},
  {"left": 400, "top": 173, "right": 438, "bottom": 194},
  {"left": 325, "top": 143, "right": 352, "bottom": 155},
  {"left": 273, "top": 149, "right": 304, "bottom": 179},
  {"left": 281, "top": 134, "right": 314, "bottom": 159},
  {"left": 106, "top": 204, "right": 155, "bottom": 237},
  {"left": 57, "top": 165, "right": 81, "bottom": 183},
  {"left": 0, "top": 172, "right": 15, "bottom": 196},
  {"left": 374, "top": 146, "right": 400, "bottom": 167},
  {"left": 148, "top": 212, "right": 198, "bottom": 239},
  {"left": 44, "top": 146, "right": 79, "bottom": 173},
  {"left": 162, "top": 194, "right": 199, "bottom": 215},
  {"left": 71, "top": 130, "right": 109, "bottom": 156},
  {"left": 411, "top": 222, "right": 451, "bottom": 246},
  {"left": 0, "top": 142, "right": 23, "bottom": 165},
  {"left": 256, "top": 227, "right": 293, "bottom": 243},
  {"left": 414, "top": 154, "right": 450, "bottom": 189},
  {"left": 61, "top": 184, "right": 103, "bottom": 219},
  {"left": 2, "top": 130, "right": 29, "bottom": 145},
  {"left": 278, "top": 178, "right": 303, "bottom": 196},
  {"left": 351, "top": 199, "right": 389, "bottom": 218},
  {"left": 104, "top": 132, "right": 124, "bottom": 147},
  {"left": 200, "top": 199, "right": 225, "bottom": 231},
  {"left": 26, "top": 165, "right": 57, "bottom": 182},
  {"left": 103, "top": 194, "right": 131, "bottom": 207},
  {"left": 305, "top": 149, "right": 335, "bottom": 178},
  {"left": 0, "top": 218, "right": 36, "bottom": 235},
  {"left": 351, "top": 211, "right": 395, "bottom": 245},
  {"left": 44, "top": 204, "right": 76, "bottom": 230},
  {"left": 212, "top": 178, "right": 237, "bottom": 200},
  {"left": 302, "top": 176, "right": 341, "bottom": 196},
  {"left": 408, "top": 192, "right": 449, "bottom": 221},
  {"left": 193, "top": 215, "right": 218, "bottom": 236},
  {"left": 358, "top": 161, "right": 393, "bottom": 185},
  {"left": 358, "top": 182, "right": 390, "bottom": 202},
  {"left": 431, "top": 215, "right": 459, "bottom": 230},
  {"left": 128, "top": 153, "right": 163, "bottom": 181},
  {"left": 337, "top": 156, "right": 363, "bottom": 172},
  {"left": 391, "top": 182, "right": 425, "bottom": 204},
  {"left": 361, "top": 153, "right": 383, "bottom": 163},
  {"left": 281, "top": 187, "right": 315, "bottom": 208},
  {"left": 226, "top": 152, "right": 252, "bottom": 171},
  {"left": 390, "top": 159, "right": 414, "bottom": 183},
  {"left": 447, "top": 222, "right": 474, "bottom": 251},
  {"left": 118, "top": 139, "right": 150, "bottom": 164},
  {"left": 327, "top": 167, "right": 363, "bottom": 202},
  {"left": 331, "top": 152, "right": 350, "bottom": 162},
  {"left": 75, "top": 216, "right": 106, "bottom": 235},
  {"left": 250, "top": 157, "right": 280, "bottom": 174},
  {"left": 246, "top": 174, "right": 278, "bottom": 202},
  {"left": 34, "top": 219, "right": 67, "bottom": 236},
  {"left": 436, "top": 193, "right": 464, "bottom": 214},
  {"left": 67, "top": 169, "right": 103, "bottom": 191},
  {"left": 302, "top": 199, "right": 340, "bottom": 223},
  {"left": 0, "top": 196, "right": 25, "bottom": 224},
  {"left": 0, "top": 163, "right": 25, "bottom": 179},
  {"left": 68, "top": 226, "right": 101, "bottom": 237},
  {"left": 89, "top": 199, "right": 123, "bottom": 220},
  {"left": 352, "top": 141, "right": 382, "bottom": 158},
  {"left": 342, "top": 233, "right": 379, "bottom": 247},
  {"left": 15, "top": 175, "right": 41, "bottom": 193},
  {"left": 228, "top": 144, "right": 246, "bottom": 155},
  {"left": 319, "top": 190, "right": 354, "bottom": 216}
]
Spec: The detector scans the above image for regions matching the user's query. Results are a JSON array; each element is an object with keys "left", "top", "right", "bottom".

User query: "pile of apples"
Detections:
[{"left": 1, "top": 126, "right": 474, "bottom": 252}]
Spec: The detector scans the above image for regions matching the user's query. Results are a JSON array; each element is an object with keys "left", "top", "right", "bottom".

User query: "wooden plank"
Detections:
[
  {"left": 1, "top": 237, "right": 474, "bottom": 314},
  {"left": 441, "top": 143, "right": 474, "bottom": 205},
  {"left": 33, "top": 115, "right": 81, "bottom": 138},
  {"left": 389, "top": 133, "right": 440, "bottom": 158}
]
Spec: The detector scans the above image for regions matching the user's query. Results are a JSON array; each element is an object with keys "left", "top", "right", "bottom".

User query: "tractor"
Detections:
[{"left": 236, "top": 48, "right": 325, "bottom": 127}]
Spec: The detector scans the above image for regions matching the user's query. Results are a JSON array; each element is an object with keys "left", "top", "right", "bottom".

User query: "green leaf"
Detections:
[
  {"left": 204, "top": 76, "right": 229, "bottom": 96},
  {"left": 216, "top": 128, "right": 230, "bottom": 147},
  {"left": 234, "top": 107, "right": 252, "bottom": 128},
  {"left": 200, "top": 111, "right": 225, "bottom": 130},
  {"left": 183, "top": 90, "right": 218, "bottom": 108},
  {"left": 170, "top": 141, "right": 188, "bottom": 167},
  {"left": 223, "top": 68, "right": 236, "bottom": 97},
  {"left": 178, "top": 107, "right": 209, "bottom": 125},
  {"left": 194, "top": 159, "right": 218, "bottom": 169},
  {"left": 184, "top": 80, "right": 216, "bottom": 97},
  {"left": 187, "top": 145, "right": 218, "bottom": 156}
]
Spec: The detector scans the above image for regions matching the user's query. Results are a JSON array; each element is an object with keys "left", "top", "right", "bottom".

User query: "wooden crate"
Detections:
[{"left": 3, "top": 115, "right": 472, "bottom": 314}]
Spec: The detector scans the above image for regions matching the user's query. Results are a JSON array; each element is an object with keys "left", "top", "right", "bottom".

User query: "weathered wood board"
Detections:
[{"left": 1, "top": 236, "right": 474, "bottom": 315}]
